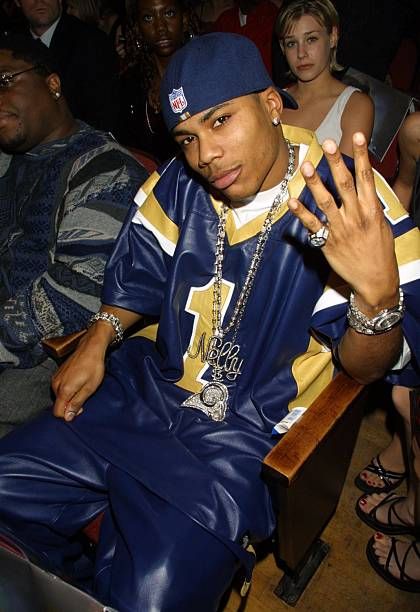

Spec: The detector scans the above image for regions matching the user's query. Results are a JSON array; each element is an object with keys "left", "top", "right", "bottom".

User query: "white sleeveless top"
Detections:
[{"left": 315, "top": 86, "right": 360, "bottom": 146}]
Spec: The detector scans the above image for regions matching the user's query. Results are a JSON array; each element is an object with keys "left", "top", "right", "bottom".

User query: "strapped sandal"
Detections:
[
  {"left": 356, "top": 492, "right": 415, "bottom": 535},
  {"left": 366, "top": 536, "right": 420, "bottom": 593},
  {"left": 355, "top": 455, "right": 406, "bottom": 494}
]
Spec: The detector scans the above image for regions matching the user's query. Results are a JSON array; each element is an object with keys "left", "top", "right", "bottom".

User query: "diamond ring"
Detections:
[{"left": 308, "top": 225, "right": 329, "bottom": 248}]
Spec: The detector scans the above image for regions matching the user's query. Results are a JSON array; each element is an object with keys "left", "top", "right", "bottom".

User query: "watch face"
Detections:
[{"left": 374, "top": 311, "right": 403, "bottom": 332}]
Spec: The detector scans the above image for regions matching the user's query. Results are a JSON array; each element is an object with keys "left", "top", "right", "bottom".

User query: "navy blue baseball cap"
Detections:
[{"left": 161, "top": 32, "right": 298, "bottom": 132}]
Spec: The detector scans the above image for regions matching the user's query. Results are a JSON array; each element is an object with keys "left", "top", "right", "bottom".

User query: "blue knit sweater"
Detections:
[{"left": 0, "top": 122, "right": 147, "bottom": 369}]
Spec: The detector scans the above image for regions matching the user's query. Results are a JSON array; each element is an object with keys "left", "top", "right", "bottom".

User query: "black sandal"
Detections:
[
  {"left": 366, "top": 535, "right": 420, "bottom": 593},
  {"left": 356, "top": 492, "right": 415, "bottom": 535},
  {"left": 355, "top": 455, "right": 406, "bottom": 494}
]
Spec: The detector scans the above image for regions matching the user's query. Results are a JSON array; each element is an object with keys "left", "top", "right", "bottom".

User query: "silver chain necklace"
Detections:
[{"left": 182, "top": 140, "right": 295, "bottom": 421}]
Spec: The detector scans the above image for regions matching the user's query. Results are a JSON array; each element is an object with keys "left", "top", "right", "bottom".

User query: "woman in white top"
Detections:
[{"left": 275, "top": 0, "right": 374, "bottom": 157}]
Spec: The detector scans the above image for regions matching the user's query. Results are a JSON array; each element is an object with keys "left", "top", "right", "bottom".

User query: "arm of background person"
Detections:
[
  {"left": 0, "top": 148, "right": 147, "bottom": 370},
  {"left": 339, "top": 91, "right": 375, "bottom": 157},
  {"left": 392, "top": 111, "right": 420, "bottom": 210}
]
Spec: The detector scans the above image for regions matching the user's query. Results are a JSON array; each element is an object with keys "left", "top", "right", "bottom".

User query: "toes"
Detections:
[
  {"left": 359, "top": 492, "right": 387, "bottom": 513},
  {"left": 372, "top": 533, "right": 392, "bottom": 565},
  {"left": 367, "top": 478, "right": 383, "bottom": 488},
  {"left": 373, "top": 531, "right": 388, "bottom": 547},
  {"left": 359, "top": 495, "right": 368, "bottom": 510},
  {"left": 372, "top": 537, "right": 420, "bottom": 582},
  {"left": 360, "top": 471, "right": 383, "bottom": 488}
]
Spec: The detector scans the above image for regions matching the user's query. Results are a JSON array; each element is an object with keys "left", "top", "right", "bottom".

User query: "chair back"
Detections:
[{"left": 128, "top": 147, "right": 159, "bottom": 175}]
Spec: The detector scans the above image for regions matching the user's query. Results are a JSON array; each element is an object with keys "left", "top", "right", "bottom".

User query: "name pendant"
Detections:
[{"left": 181, "top": 333, "right": 244, "bottom": 421}]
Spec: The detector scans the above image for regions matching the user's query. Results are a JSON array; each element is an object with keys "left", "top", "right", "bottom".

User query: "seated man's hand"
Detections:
[{"left": 51, "top": 330, "right": 108, "bottom": 421}]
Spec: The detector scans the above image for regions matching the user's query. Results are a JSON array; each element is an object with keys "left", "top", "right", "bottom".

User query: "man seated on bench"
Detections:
[
  {"left": 0, "top": 35, "right": 148, "bottom": 437},
  {"left": 0, "top": 33, "right": 418, "bottom": 612}
]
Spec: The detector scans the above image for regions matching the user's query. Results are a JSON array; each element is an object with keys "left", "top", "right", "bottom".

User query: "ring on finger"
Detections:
[{"left": 308, "top": 224, "right": 329, "bottom": 248}]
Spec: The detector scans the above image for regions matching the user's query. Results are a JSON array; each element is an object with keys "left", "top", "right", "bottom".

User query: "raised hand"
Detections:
[{"left": 288, "top": 133, "right": 400, "bottom": 314}]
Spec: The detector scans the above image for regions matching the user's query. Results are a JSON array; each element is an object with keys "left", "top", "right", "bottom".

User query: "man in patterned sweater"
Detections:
[{"left": 0, "top": 36, "right": 147, "bottom": 436}]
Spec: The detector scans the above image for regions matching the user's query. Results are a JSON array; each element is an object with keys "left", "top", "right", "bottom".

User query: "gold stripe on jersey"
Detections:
[
  {"left": 288, "top": 335, "right": 335, "bottom": 411},
  {"left": 131, "top": 322, "right": 159, "bottom": 342},
  {"left": 395, "top": 228, "right": 420, "bottom": 267},
  {"left": 139, "top": 170, "right": 161, "bottom": 200},
  {"left": 137, "top": 189, "right": 180, "bottom": 246},
  {"left": 284, "top": 125, "right": 323, "bottom": 205},
  {"left": 373, "top": 170, "right": 411, "bottom": 224},
  {"left": 218, "top": 125, "right": 323, "bottom": 245}
]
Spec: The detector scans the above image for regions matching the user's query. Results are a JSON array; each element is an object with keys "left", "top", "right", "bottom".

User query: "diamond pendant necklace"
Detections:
[{"left": 182, "top": 140, "right": 295, "bottom": 421}]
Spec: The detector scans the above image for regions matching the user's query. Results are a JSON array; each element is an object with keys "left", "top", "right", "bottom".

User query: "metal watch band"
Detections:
[
  {"left": 347, "top": 288, "right": 405, "bottom": 335},
  {"left": 88, "top": 312, "right": 124, "bottom": 345}
]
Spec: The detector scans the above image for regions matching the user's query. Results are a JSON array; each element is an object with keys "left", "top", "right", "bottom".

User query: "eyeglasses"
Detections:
[{"left": 0, "top": 66, "right": 39, "bottom": 89}]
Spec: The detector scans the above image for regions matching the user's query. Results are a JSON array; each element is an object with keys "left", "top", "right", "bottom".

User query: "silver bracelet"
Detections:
[
  {"left": 347, "top": 288, "right": 405, "bottom": 335},
  {"left": 88, "top": 312, "right": 124, "bottom": 345}
]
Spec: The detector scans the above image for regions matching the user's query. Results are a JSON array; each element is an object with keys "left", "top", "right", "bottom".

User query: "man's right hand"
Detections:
[
  {"left": 51, "top": 327, "right": 110, "bottom": 421},
  {"left": 51, "top": 305, "right": 143, "bottom": 421}
]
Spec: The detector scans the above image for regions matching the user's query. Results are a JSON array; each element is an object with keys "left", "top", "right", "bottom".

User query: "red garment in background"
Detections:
[{"left": 213, "top": 1, "right": 279, "bottom": 75}]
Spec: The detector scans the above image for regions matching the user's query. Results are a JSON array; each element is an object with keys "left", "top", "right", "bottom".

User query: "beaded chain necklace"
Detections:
[{"left": 182, "top": 141, "right": 296, "bottom": 421}]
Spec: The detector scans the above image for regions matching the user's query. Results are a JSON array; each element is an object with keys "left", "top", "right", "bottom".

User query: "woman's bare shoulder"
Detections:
[{"left": 345, "top": 89, "right": 374, "bottom": 111}]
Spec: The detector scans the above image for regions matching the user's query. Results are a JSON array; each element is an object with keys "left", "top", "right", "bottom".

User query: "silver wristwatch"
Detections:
[{"left": 347, "top": 288, "right": 405, "bottom": 335}]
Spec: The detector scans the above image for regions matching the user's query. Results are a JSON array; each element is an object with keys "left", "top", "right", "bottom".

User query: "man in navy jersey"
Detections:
[{"left": 0, "top": 33, "right": 418, "bottom": 612}]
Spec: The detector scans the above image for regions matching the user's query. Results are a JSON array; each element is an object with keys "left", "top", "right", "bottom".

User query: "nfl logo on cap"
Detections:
[
  {"left": 169, "top": 87, "right": 188, "bottom": 114},
  {"left": 161, "top": 34, "right": 297, "bottom": 131}
]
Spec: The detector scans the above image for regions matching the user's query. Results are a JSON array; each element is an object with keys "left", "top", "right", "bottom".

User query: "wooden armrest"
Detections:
[
  {"left": 263, "top": 372, "right": 364, "bottom": 486},
  {"left": 41, "top": 316, "right": 156, "bottom": 362},
  {"left": 263, "top": 372, "right": 366, "bottom": 572},
  {"left": 42, "top": 329, "right": 87, "bottom": 360}
]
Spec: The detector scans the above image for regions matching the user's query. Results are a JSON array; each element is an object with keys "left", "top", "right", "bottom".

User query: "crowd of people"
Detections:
[
  {"left": 2, "top": 0, "right": 419, "bottom": 160},
  {"left": 0, "top": 0, "right": 419, "bottom": 608}
]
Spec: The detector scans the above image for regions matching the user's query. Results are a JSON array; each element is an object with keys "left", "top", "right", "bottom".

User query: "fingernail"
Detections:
[
  {"left": 354, "top": 132, "right": 365, "bottom": 145},
  {"left": 359, "top": 498, "right": 366, "bottom": 506},
  {"left": 65, "top": 411, "right": 76, "bottom": 422},
  {"left": 301, "top": 162, "right": 314, "bottom": 177},
  {"left": 375, "top": 532, "right": 383, "bottom": 539},
  {"left": 322, "top": 139, "right": 337, "bottom": 154},
  {"left": 288, "top": 199, "right": 298, "bottom": 211}
]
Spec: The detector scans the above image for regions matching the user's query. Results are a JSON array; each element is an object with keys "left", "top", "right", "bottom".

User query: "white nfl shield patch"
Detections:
[{"left": 169, "top": 87, "right": 188, "bottom": 114}]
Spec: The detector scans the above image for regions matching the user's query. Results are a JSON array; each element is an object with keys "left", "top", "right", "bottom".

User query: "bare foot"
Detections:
[
  {"left": 358, "top": 492, "right": 414, "bottom": 529},
  {"left": 371, "top": 532, "right": 420, "bottom": 583},
  {"left": 358, "top": 455, "right": 406, "bottom": 491}
]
